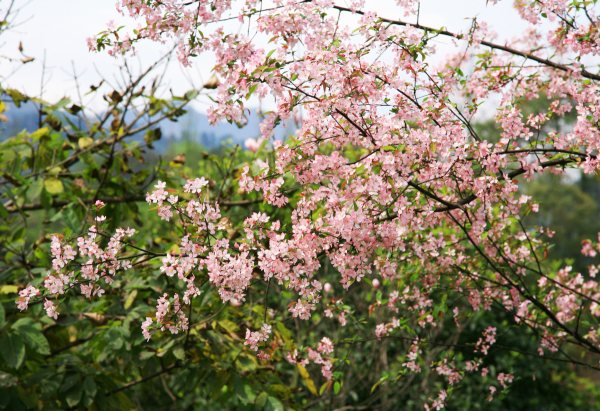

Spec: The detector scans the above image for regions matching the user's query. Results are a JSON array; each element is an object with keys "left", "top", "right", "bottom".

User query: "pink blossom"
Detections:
[
  {"left": 146, "top": 180, "right": 168, "bottom": 205},
  {"left": 244, "top": 324, "right": 271, "bottom": 351},
  {"left": 16, "top": 285, "right": 39, "bottom": 311},
  {"left": 497, "top": 372, "right": 514, "bottom": 388},
  {"left": 317, "top": 337, "right": 334, "bottom": 355},
  {"left": 183, "top": 177, "right": 209, "bottom": 194},
  {"left": 475, "top": 326, "right": 497, "bottom": 356},
  {"left": 141, "top": 317, "right": 153, "bottom": 341},
  {"left": 44, "top": 299, "right": 59, "bottom": 320},
  {"left": 244, "top": 138, "right": 260, "bottom": 152}
]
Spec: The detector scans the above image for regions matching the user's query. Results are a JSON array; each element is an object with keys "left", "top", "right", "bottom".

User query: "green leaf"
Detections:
[
  {"left": 184, "top": 89, "right": 199, "bottom": 100},
  {"left": 44, "top": 178, "right": 64, "bottom": 195},
  {"left": 0, "top": 202, "right": 8, "bottom": 219},
  {"left": 12, "top": 319, "right": 50, "bottom": 355},
  {"left": 0, "top": 303, "right": 5, "bottom": 329},
  {"left": 6, "top": 88, "right": 28, "bottom": 107},
  {"left": 44, "top": 114, "right": 62, "bottom": 131},
  {"left": 106, "top": 327, "right": 125, "bottom": 351},
  {"left": 0, "top": 334, "right": 25, "bottom": 369},
  {"left": 319, "top": 382, "right": 329, "bottom": 396},
  {"left": 172, "top": 347, "right": 185, "bottom": 360},
  {"left": 144, "top": 129, "right": 162, "bottom": 146},
  {"left": 333, "top": 381, "right": 341, "bottom": 395},
  {"left": 245, "top": 84, "right": 258, "bottom": 99},
  {"left": 265, "top": 396, "right": 284, "bottom": 411},
  {"left": 371, "top": 374, "right": 389, "bottom": 393},
  {"left": 27, "top": 179, "right": 44, "bottom": 202},
  {"left": 65, "top": 386, "right": 82, "bottom": 408},
  {"left": 255, "top": 391, "right": 268, "bottom": 409},
  {"left": 40, "top": 188, "right": 52, "bottom": 210},
  {"left": 275, "top": 322, "right": 292, "bottom": 342},
  {"left": 83, "top": 376, "right": 97, "bottom": 398},
  {"left": 139, "top": 351, "right": 155, "bottom": 360},
  {"left": 237, "top": 382, "right": 256, "bottom": 405}
]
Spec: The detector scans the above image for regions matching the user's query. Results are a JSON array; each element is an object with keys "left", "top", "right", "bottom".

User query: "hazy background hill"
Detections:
[{"left": 0, "top": 101, "right": 296, "bottom": 151}]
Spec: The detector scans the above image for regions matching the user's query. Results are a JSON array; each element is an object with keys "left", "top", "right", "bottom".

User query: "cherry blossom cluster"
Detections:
[
  {"left": 21, "top": 0, "right": 600, "bottom": 405},
  {"left": 286, "top": 337, "right": 335, "bottom": 380},
  {"left": 17, "top": 218, "right": 136, "bottom": 318},
  {"left": 143, "top": 293, "right": 190, "bottom": 340},
  {"left": 244, "top": 323, "right": 272, "bottom": 351}
]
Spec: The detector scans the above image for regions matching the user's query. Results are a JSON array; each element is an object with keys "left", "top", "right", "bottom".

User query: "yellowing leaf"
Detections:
[
  {"left": 78, "top": 137, "right": 94, "bottom": 149},
  {"left": 124, "top": 290, "right": 138, "bottom": 310},
  {"left": 0, "top": 285, "right": 18, "bottom": 294},
  {"left": 44, "top": 178, "right": 64, "bottom": 195},
  {"left": 30, "top": 127, "right": 49, "bottom": 140},
  {"left": 297, "top": 364, "right": 318, "bottom": 396},
  {"left": 218, "top": 319, "right": 239, "bottom": 335},
  {"left": 82, "top": 313, "right": 106, "bottom": 323}
]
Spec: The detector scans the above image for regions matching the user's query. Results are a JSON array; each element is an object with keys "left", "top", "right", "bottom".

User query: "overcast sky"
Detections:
[{"left": 1, "top": 0, "right": 528, "bottom": 110}]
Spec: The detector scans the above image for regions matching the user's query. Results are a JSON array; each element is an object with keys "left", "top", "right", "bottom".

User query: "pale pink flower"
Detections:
[
  {"left": 44, "top": 299, "right": 59, "bottom": 320},
  {"left": 16, "top": 285, "right": 39, "bottom": 311},
  {"left": 141, "top": 317, "right": 153, "bottom": 341}
]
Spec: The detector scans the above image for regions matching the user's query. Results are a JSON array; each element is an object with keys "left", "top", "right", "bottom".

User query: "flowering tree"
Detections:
[{"left": 7, "top": 0, "right": 600, "bottom": 409}]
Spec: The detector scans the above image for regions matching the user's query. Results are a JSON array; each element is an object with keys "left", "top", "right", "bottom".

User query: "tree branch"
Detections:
[{"left": 331, "top": 4, "right": 599, "bottom": 81}]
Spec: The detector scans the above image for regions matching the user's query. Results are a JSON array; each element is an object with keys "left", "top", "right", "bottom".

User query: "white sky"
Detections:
[{"left": 0, "top": 0, "right": 528, "bottom": 110}]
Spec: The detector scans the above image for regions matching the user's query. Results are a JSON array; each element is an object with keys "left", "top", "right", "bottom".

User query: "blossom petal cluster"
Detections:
[{"left": 17, "top": 0, "right": 600, "bottom": 406}]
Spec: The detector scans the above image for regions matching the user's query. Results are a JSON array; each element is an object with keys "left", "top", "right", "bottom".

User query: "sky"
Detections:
[{"left": 0, "top": 0, "right": 529, "bottom": 111}]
